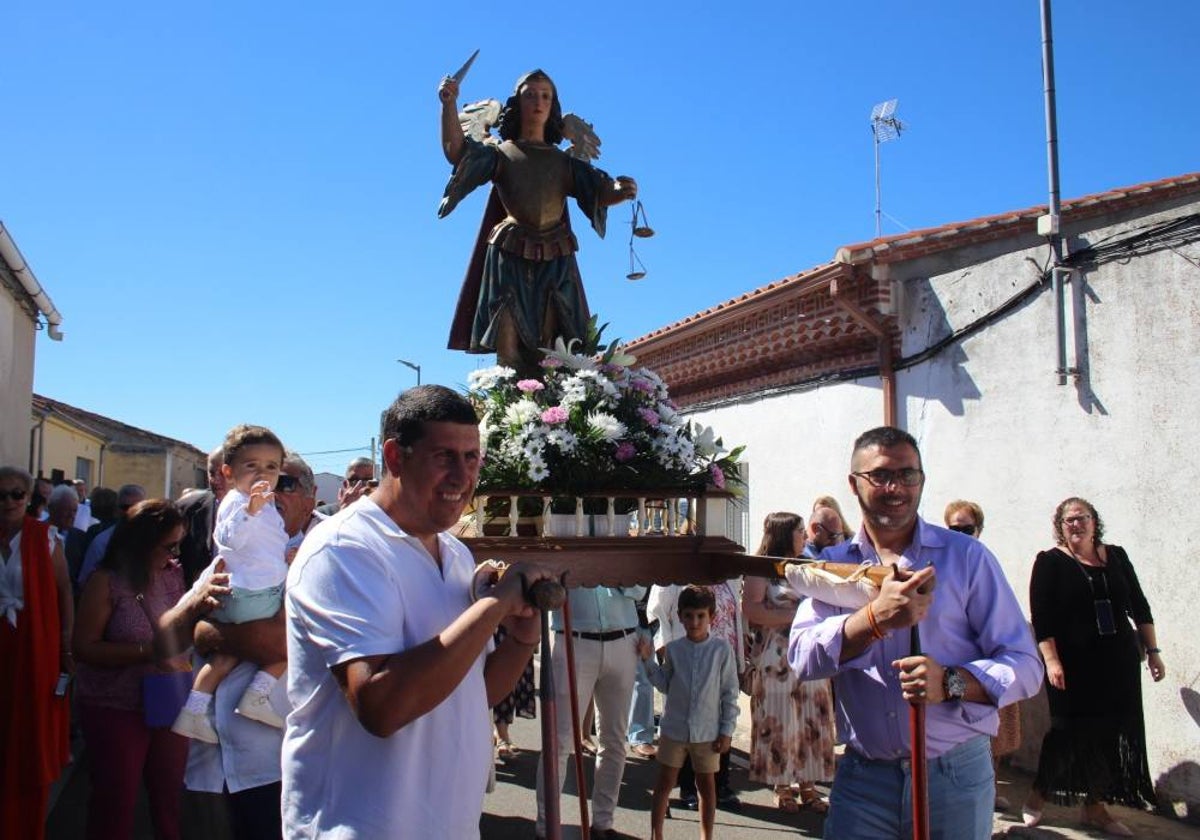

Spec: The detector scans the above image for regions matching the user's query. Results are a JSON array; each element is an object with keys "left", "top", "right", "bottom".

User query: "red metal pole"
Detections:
[
  {"left": 560, "top": 593, "right": 591, "bottom": 836},
  {"left": 909, "top": 625, "right": 930, "bottom": 840}
]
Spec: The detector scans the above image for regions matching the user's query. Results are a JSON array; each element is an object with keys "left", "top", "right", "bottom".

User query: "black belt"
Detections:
[{"left": 556, "top": 627, "right": 637, "bottom": 642}]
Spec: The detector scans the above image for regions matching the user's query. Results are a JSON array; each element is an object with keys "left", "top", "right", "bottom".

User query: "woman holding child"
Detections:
[
  {"left": 742, "top": 511, "right": 836, "bottom": 814},
  {"left": 73, "top": 499, "right": 191, "bottom": 840}
]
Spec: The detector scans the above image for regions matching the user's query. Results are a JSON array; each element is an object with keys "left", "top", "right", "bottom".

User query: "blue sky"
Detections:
[{"left": 6, "top": 2, "right": 1196, "bottom": 476}]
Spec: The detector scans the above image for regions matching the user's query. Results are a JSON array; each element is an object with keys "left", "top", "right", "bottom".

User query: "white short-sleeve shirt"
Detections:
[{"left": 281, "top": 498, "right": 492, "bottom": 839}]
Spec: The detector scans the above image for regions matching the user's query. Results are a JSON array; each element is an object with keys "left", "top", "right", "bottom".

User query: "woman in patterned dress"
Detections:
[
  {"left": 743, "top": 511, "right": 836, "bottom": 813},
  {"left": 492, "top": 624, "right": 536, "bottom": 759}
]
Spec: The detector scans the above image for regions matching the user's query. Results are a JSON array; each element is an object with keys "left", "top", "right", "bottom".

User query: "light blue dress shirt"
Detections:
[
  {"left": 788, "top": 517, "right": 1042, "bottom": 760},
  {"left": 646, "top": 634, "right": 740, "bottom": 742},
  {"left": 551, "top": 586, "right": 645, "bottom": 633}
]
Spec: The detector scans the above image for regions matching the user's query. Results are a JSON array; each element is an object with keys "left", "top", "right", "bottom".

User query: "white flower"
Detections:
[
  {"left": 546, "top": 428, "right": 578, "bottom": 453},
  {"left": 587, "top": 411, "right": 626, "bottom": 442},
  {"left": 526, "top": 452, "right": 550, "bottom": 482},
  {"left": 468, "top": 365, "right": 516, "bottom": 392},
  {"left": 503, "top": 399, "right": 541, "bottom": 426},
  {"left": 521, "top": 438, "right": 546, "bottom": 461},
  {"left": 540, "top": 337, "right": 598, "bottom": 371},
  {"left": 559, "top": 376, "right": 590, "bottom": 406},
  {"left": 691, "top": 423, "right": 726, "bottom": 458}
]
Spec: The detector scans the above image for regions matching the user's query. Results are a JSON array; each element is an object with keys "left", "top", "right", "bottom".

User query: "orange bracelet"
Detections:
[{"left": 865, "top": 602, "right": 887, "bottom": 641}]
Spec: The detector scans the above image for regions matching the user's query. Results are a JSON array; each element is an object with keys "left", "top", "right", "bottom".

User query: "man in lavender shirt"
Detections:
[{"left": 789, "top": 427, "right": 1042, "bottom": 840}]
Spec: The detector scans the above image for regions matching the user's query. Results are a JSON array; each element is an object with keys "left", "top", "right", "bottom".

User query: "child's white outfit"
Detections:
[
  {"left": 210, "top": 488, "right": 289, "bottom": 621},
  {"left": 172, "top": 488, "right": 290, "bottom": 742},
  {"left": 645, "top": 634, "right": 740, "bottom": 771}
]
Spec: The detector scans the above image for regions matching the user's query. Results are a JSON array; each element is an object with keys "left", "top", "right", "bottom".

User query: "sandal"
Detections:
[
  {"left": 773, "top": 786, "right": 800, "bottom": 813},
  {"left": 496, "top": 739, "right": 518, "bottom": 760},
  {"left": 798, "top": 784, "right": 829, "bottom": 814}
]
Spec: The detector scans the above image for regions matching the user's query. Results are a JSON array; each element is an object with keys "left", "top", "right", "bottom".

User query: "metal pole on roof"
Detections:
[
  {"left": 871, "top": 100, "right": 904, "bottom": 239},
  {"left": 1038, "top": 0, "right": 1075, "bottom": 386}
]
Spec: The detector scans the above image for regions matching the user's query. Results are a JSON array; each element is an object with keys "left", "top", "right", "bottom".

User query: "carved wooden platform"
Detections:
[{"left": 460, "top": 535, "right": 781, "bottom": 587}]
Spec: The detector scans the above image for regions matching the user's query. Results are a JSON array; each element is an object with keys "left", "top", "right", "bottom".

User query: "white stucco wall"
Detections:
[
  {"left": 685, "top": 197, "right": 1200, "bottom": 806},
  {"left": 1, "top": 291, "right": 36, "bottom": 468}
]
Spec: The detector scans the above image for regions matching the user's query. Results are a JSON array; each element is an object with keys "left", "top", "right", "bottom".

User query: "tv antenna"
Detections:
[{"left": 871, "top": 99, "right": 905, "bottom": 239}]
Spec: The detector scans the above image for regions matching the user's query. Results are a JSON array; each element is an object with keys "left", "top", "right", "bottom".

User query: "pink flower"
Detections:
[
  {"left": 629, "top": 378, "right": 655, "bottom": 393},
  {"left": 636, "top": 407, "right": 661, "bottom": 427},
  {"left": 541, "top": 406, "right": 569, "bottom": 425},
  {"left": 517, "top": 379, "right": 545, "bottom": 393},
  {"left": 614, "top": 441, "right": 636, "bottom": 462},
  {"left": 710, "top": 463, "right": 726, "bottom": 489}
]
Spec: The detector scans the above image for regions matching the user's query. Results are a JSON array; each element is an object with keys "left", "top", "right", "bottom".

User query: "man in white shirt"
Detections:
[
  {"left": 171, "top": 453, "right": 326, "bottom": 839},
  {"left": 283, "top": 385, "right": 550, "bottom": 838}
]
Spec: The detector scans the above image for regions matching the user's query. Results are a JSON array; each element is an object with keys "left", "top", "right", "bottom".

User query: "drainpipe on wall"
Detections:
[
  {"left": 164, "top": 449, "right": 174, "bottom": 498},
  {"left": 36, "top": 412, "right": 47, "bottom": 477},
  {"left": 98, "top": 443, "right": 106, "bottom": 487},
  {"left": 29, "top": 413, "right": 47, "bottom": 474},
  {"left": 0, "top": 223, "right": 65, "bottom": 340},
  {"left": 830, "top": 273, "right": 897, "bottom": 427}
]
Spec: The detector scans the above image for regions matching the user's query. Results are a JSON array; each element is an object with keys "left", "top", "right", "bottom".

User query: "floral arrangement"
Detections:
[{"left": 467, "top": 322, "right": 743, "bottom": 497}]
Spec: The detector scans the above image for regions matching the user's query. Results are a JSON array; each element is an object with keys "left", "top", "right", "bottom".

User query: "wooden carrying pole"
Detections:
[{"left": 559, "top": 595, "right": 590, "bottom": 836}]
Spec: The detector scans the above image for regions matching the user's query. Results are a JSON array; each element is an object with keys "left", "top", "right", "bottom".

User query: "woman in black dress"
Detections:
[{"left": 1022, "top": 497, "right": 1166, "bottom": 836}]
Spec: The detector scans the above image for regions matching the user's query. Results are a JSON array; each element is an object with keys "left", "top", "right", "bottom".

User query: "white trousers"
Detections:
[{"left": 535, "top": 632, "right": 638, "bottom": 833}]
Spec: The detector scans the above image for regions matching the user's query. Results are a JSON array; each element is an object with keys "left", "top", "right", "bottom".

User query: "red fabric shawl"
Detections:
[{"left": 0, "top": 517, "right": 69, "bottom": 790}]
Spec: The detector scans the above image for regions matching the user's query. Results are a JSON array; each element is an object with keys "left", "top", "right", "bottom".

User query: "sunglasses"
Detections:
[
  {"left": 276, "top": 475, "right": 302, "bottom": 493},
  {"left": 948, "top": 523, "right": 977, "bottom": 536},
  {"left": 1, "top": 489, "right": 29, "bottom": 502},
  {"left": 813, "top": 522, "right": 845, "bottom": 542}
]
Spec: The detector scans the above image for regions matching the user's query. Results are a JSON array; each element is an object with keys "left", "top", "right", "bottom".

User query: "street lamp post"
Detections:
[{"left": 397, "top": 358, "right": 421, "bottom": 386}]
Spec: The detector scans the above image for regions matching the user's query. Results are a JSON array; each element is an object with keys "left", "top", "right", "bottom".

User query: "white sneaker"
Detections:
[
  {"left": 172, "top": 708, "right": 219, "bottom": 743},
  {"left": 236, "top": 685, "right": 284, "bottom": 728}
]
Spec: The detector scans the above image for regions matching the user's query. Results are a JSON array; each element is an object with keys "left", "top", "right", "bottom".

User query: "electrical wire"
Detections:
[{"left": 682, "top": 214, "right": 1200, "bottom": 413}]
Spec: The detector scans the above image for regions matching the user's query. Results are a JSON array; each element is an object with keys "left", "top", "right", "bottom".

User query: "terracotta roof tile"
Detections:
[{"left": 626, "top": 171, "right": 1200, "bottom": 351}]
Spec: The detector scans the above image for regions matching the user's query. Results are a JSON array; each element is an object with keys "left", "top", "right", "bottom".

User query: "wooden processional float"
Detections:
[{"left": 464, "top": 489, "right": 910, "bottom": 840}]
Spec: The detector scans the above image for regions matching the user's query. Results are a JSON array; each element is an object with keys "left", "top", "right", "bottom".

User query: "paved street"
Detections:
[
  {"left": 49, "top": 700, "right": 1200, "bottom": 839},
  {"left": 45, "top": 655, "right": 1200, "bottom": 840}
]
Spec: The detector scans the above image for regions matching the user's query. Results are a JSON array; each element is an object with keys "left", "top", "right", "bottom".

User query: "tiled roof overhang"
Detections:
[{"left": 625, "top": 172, "right": 1200, "bottom": 409}]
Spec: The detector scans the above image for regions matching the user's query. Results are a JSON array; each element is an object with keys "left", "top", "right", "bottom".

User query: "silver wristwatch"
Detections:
[{"left": 943, "top": 666, "right": 967, "bottom": 702}]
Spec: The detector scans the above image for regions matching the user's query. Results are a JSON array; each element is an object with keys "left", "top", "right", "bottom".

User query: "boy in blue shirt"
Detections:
[{"left": 637, "top": 585, "right": 740, "bottom": 840}]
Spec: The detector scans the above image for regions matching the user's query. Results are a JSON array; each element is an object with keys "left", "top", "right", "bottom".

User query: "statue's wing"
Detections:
[
  {"left": 459, "top": 99, "right": 503, "bottom": 143},
  {"left": 562, "top": 113, "right": 602, "bottom": 162}
]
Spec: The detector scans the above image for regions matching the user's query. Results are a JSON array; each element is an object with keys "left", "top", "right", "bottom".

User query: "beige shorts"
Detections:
[{"left": 656, "top": 736, "right": 721, "bottom": 773}]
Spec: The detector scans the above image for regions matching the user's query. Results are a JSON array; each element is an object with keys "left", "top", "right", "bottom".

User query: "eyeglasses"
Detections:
[
  {"left": 1063, "top": 514, "right": 1093, "bottom": 526},
  {"left": 948, "top": 523, "right": 977, "bottom": 536},
  {"left": 276, "top": 475, "right": 302, "bottom": 493},
  {"left": 1, "top": 489, "right": 29, "bottom": 502},
  {"left": 813, "top": 522, "right": 845, "bottom": 542},
  {"left": 851, "top": 468, "right": 924, "bottom": 488}
]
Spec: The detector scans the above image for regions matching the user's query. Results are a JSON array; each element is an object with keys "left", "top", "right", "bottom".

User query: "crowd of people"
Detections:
[{"left": 0, "top": 397, "right": 1169, "bottom": 840}]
